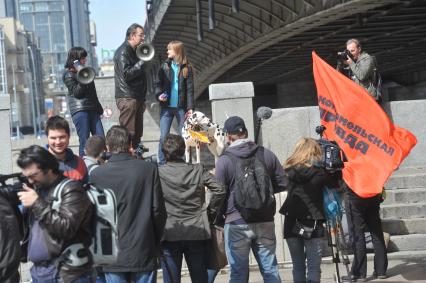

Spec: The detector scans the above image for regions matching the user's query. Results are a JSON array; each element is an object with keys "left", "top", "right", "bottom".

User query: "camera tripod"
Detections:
[{"left": 324, "top": 187, "right": 352, "bottom": 283}]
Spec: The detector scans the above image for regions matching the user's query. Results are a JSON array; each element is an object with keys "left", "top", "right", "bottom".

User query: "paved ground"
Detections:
[
  {"left": 181, "top": 256, "right": 426, "bottom": 283},
  {"left": 19, "top": 255, "right": 426, "bottom": 282}
]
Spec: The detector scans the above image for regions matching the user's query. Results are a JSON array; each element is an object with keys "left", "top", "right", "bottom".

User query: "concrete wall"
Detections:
[
  {"left": 95, "top": 76, "right": 214, "bottom": 162},
  {"left": 0, "top": 95, "right": 12, "bottom": 174},
  {"left": 209, "top": 82, "right": 255, "bottom": 141},
  {"left": 259, "top": 100, "right": 426, "bottom": 169}
]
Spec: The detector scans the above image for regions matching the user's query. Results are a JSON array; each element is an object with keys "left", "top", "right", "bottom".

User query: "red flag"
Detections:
[{"left": 312, "top": 51, "right": 417, "bottom": 198}]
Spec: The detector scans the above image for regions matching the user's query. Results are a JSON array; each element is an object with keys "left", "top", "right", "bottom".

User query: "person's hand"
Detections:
[
  {"left": 344, "top": 57, "right": 353, "bottom": 65},
  {"left": 17, "top": 184, "right": 39, "bottom": 208}
]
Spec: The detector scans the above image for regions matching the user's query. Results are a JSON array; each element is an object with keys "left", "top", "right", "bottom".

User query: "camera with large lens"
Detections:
[
  {"left": 337, "top": 49, "right": 355, "bottom": 62},
  {"left": 315, "top": 126, "right": 346, "bottom": 172}
]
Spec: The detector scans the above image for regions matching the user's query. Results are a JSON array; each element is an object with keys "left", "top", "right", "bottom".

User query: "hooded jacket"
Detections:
[
  {"left": 280, "top": 165, "right": 340, "bottom": 238},
  {"left": 215, "top": 139, "right": 289, "bottom": 224}
]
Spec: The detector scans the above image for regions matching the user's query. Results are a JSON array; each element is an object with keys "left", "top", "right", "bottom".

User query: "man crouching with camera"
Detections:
[
  {"left": 337, "top": 39, "right": 381, "bottom": 103},
  {"left": 17, "top": 145, "right": 94, "bottom": 283}
]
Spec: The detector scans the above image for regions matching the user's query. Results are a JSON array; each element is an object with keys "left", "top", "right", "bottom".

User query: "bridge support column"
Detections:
[
  {"left": 209, "top": 82, "right": 255, "bottom": 140},
  {"left": 0, "top": 95, "right": 13, "bottom": 173}
]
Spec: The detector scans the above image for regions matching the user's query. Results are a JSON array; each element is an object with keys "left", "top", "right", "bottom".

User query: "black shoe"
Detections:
[
  {"left": 373, "top": 272, "right": 387, "bottom": 279},
  {"left": 342, "top": 274, "right": 367, "bottom": 282}
]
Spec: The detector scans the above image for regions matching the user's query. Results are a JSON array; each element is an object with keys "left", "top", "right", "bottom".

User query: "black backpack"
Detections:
[{"left": 224, "top": 147, "right": 276, "bottom": 223}]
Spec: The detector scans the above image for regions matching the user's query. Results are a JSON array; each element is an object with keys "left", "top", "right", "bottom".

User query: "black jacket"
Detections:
[
  {"left": 90, "top": 153, "right": 167, "bottom": 272},
  {"left": 280, "top": 165, "right": 340, "bottom": 238},
  {"left": 114, "top": 41, "right": 147, "bottom": 101},
  {"left": 154, "top": 59, "right": 194, "bottom": 111},
  {"left": 0, "top": 194, "right": 21, "bottom": 283},
  {"left": 30, "top": 176, "right": 93, "bottom": 283},
  {"left": 63, "top": 70, "right": 103, "bottom": 116},
  {"left": 159, "top": 161, "right": 226, "bottom": 241}
]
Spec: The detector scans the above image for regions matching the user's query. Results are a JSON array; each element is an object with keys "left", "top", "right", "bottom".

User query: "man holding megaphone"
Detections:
[
  {"left": 63, "top": 47, "right": 105, "bottom": 157},
  {"left": 113, "top": 23, "right": 149, "bottom": 150}
]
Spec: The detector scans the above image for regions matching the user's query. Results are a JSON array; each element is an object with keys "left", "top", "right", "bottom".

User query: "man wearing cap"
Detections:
[{"left": 215, "top": 116, "right": 288, "bottom": 283}]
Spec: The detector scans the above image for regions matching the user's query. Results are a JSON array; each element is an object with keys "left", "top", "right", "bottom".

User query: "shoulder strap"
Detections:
[
  {"left": 254, "top": 146, "right": 267, "bottom": 167},
  {"left": 87, "top": 163, "right": 98, "bottom": 175},
  {"left": 51, "top": 178, "right": 73, "bottom": 211}
]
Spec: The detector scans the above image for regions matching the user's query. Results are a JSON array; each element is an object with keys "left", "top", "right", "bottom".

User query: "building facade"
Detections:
[
  {"left": 0, "top": 17, "right": 41, "bottom": 133},
  {"left": 15, "top": 0, "right": 96, "bottom": 91}
]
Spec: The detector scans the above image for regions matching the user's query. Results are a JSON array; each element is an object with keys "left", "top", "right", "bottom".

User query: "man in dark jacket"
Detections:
[
  {"left": 0, "top": 192, "right": 21, "bottom": 283},
  {"left": 17, "top": 145, "right": 93, "bottom": 283},
  {"left": 215, "top": 116, "right": 289, "bottom": 283},
  {"left": 90, "top": 125, "right": 166, "bottom": 283},
  {"left": 114, "top": 23, "right": 147, "bottom": 149}
]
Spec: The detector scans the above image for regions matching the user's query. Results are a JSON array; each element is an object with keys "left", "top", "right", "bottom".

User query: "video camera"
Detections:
[
  {"left": 315, "top": 126, "right": 346, "bottom": 172},
  {"left": 337, "top": 49, "right": 355, "bottom": 62},
  {"left": 0, "top": 173, "right": 27, "bottom": 195}
]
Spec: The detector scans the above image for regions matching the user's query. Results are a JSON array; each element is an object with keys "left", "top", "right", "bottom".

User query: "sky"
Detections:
[{"left": 89, "top": 0, "right": 147, "bottom": 63}]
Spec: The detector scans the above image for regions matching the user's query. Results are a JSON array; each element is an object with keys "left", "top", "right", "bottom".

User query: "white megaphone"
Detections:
[
  {"left": 136, "top": 43, "right": 155, "bottom": 62},
  {"left": 73, "top": 60, "right": 95, "bottom": 85}
]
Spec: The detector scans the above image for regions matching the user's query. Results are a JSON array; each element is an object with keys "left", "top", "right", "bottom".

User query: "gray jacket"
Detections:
[
  {"left": 348, "top": 52, "right": 379, "bottom": 100},
  {"left": 159, "top": 161, "right": 226, "bottom": 241}
]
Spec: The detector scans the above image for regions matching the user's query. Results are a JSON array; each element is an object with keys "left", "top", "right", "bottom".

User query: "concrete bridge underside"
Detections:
[{"left": 145, "top": 0, "right": 426, "bottom": 100}]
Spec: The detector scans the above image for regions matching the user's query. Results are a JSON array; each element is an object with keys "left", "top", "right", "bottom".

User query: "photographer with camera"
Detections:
[
  {"left": 16, "top": 145, "right": 94, "bottom": 283},
  {"left": 0, "top": 183, "right": 21, "bottom": 283},
  {"left": 337, "top": 39, "right": 381, "bottom": 103},
  {"left": 280, "top": 138, "right": 341, "bottom": 283}
]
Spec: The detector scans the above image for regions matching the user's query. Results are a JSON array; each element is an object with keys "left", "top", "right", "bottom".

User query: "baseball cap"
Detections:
[{"left": 223, "top": 116, "right": 247, "bottom": 134}]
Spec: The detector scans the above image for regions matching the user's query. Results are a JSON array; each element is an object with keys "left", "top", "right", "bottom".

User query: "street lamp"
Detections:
[{"left": 27, "top": 45, "right": 41, "bottom": 138}]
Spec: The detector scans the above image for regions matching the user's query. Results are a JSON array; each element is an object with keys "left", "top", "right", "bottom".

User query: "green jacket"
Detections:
[{"left": 348, "top": 52, "right": 380, "bottom": 100}]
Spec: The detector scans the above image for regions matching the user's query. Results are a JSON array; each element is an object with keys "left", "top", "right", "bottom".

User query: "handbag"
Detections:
[
  {"left": 291, "top": 219, "right": 317, "bottom": 240},
  {"left": 207, "top": 225, "right": 228, "bottom": 270}
]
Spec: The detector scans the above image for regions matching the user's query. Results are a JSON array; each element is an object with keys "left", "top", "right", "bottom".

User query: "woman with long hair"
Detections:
[
  {"left": 280, "top": 138, "right": 340, "bottom": 283},
  {"left": 63, "top": 47, "right": 104, "bottom": 157},
  {"left": 155, "top": 40, "right": 194, "bottom": 165}
]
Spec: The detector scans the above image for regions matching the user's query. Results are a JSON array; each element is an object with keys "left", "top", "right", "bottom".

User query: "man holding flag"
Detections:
[{"left": 312, "top": 51, "right": 417, "bottom": 281}]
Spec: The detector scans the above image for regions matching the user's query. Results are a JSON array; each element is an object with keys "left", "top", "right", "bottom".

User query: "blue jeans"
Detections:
[
  {"left": 207, "top": 269, "right": 219, "bottom": 283},
  {"left": 224, "top": 222, "right": 281, "bottom": 283},
  {"left": 104, "top": 271, "right": 156, "bottom": 283},
  {"left": 72, "top": 110, "right": 105, "bottom": 156},
  {"left": 96, "top": 271, "right": 106, "bottom": 283},
  {"left": 32, "top": 272, "right": 94, "bottom": 283},
  {"left": 286, "top": 237, "right": 322, "bottom": 283},
  {"left": 161, "top": 240, "right": 208, "bottom": 283},
  {"left": 158, "top": 107, "right": 185, "bottom": 165}
]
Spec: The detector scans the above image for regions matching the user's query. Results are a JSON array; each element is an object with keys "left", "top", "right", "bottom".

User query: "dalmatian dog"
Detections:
[{"left": 182, "top": 111, "right": 226, "bottom": 163}]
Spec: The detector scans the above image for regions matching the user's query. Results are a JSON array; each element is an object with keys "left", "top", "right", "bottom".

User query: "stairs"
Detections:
[{"left": 381, "top": 167, "right": 426, "bottom": 253}]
